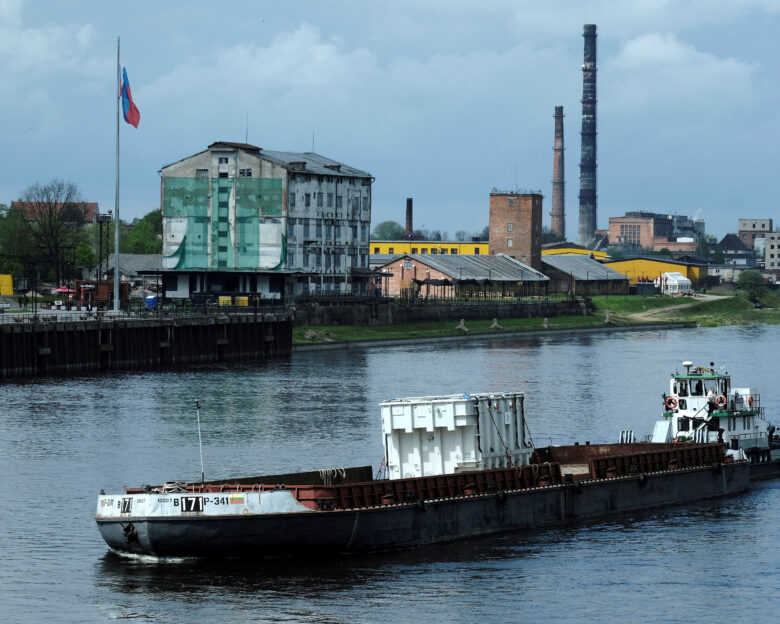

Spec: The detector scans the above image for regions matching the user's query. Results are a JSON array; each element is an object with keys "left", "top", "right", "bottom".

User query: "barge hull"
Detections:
[{"left": 97, "top": 462, "right": 750, "bottom": 557}]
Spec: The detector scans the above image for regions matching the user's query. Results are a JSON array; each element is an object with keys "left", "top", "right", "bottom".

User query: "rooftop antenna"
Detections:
[{"left": 195, "top": 399, "right": 205, "bottom": 485}]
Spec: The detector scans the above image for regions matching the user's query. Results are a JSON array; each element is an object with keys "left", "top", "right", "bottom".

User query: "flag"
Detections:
[{"left": 120, "top": 66, "right": 140, "bottom": 128}]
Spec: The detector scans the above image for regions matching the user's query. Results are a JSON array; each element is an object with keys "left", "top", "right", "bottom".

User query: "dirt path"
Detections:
[{"left": 624, "top": 294, "right": 724, "bottom": 322}]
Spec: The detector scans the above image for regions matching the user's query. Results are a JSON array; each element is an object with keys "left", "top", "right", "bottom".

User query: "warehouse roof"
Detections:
[
  {"left": 380, "top": 254, "right": 548, "bottom": 282},
  {"left": 542, "top": 254, "right": 629, "bottom": 281}
]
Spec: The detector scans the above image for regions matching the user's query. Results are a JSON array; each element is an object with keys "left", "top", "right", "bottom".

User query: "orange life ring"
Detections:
[
  {"left": 665, "top": 397, "right": 678, "bottom": 410},
  {"left": 715, "top": 395, "right": 727, "bottom": 408},
  {"left": 748, "top": 396, "right": 754, "bottom": 407}
]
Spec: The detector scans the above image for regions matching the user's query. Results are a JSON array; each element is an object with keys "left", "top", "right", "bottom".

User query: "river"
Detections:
[{"left": 1, "top": 324, "right": 778, "bottom": 623}]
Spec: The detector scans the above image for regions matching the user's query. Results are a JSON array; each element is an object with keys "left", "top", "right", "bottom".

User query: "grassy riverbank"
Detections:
[
  {"left": 293, "top": 292, "right": 780, "bottom": 344},
  {"left": 591, "top": 292, "right": 780, "bottom": 327}
]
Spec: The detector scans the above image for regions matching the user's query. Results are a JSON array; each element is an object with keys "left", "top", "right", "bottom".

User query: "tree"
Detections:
[
  {"left": 125, "top": 209, "right": 162, "bottom": 253},
  {"left": 0, "top": 203, "right": 35, "bottom": 273},
  {"left": 455, "top": 230, "right": 469, "bottom": 242},
  {"left": 542, "top": 226, "right": 565, "bottom": 245},
  {"left": 371, "top": 221, "right": 405, "bottom": 240},
  {"left": 479, "top": 226, "right": 489, "bottom": 241},
  {"left": 737, "top": 269, "right": 765, "bottom": 301},
  {"left": 74, "top": 242, "right": 96, "bottom": 273},
  {"left": 713, "top": 247, "right": 725, "bottom": 264},
  {"left": 18, "top": 179, "right": 89, "bottom": 284}
]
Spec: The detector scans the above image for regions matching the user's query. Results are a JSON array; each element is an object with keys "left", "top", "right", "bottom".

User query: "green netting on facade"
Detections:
[
  {"left": 163, "top": 177, "right": 284, "bottom": 270},
  {"left": 237, "top": 178, "right": 283, "bottom": 217},
  {"left": 162, "top": 178, "right": 210, "bottom": 217}
]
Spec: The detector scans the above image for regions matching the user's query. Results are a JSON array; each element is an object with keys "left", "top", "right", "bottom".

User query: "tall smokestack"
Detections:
[
  {"left": 551, "top": 106, "right": 565, "bottom": 238},
  {"left": 405, "top": 197, "right": 413, "bottom": 237},
  {"left": 578, "top": 24, "right": 598, "bottom": 247}
]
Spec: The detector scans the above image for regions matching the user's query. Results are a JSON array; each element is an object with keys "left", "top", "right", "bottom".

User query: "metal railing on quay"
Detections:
[{"left": 0, "top": 301, "right": 296, "bottom": 325}]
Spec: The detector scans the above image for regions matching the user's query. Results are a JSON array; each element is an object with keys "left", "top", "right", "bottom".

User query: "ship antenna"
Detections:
[{"left": 196, "top": 399, "right": 205, "bottom": 485}]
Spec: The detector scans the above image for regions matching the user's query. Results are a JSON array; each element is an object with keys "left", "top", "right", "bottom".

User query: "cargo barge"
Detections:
[{"left": 96, "top": 392, "right": 750, "bottom": 558}]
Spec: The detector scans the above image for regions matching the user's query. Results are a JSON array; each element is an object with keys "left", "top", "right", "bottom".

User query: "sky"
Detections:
[{"left": 2, "top": 0, "right": 780, "bottom": 242}]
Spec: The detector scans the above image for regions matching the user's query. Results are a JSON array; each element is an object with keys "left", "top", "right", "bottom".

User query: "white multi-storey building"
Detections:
[{"left": 160, "top": 141, "right": 373, "bottom": 300}]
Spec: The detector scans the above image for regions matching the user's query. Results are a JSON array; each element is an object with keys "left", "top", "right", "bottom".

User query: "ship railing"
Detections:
[{"left": 728, "top": 393, "right": 760, "bottom": 413}]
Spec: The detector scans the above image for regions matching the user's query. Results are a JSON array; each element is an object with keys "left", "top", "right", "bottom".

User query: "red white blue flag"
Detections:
[{"left": 120, "top": 66, "right": 140, "bottom": 128}]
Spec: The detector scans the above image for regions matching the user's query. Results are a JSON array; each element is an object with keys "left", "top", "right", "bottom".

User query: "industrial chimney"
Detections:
[
  {"left": 551, "top": 106, "right": 565, "bottom": 238},
  {"left": 405, "top": 197, "right": 413, "bottom": 237},
  {"left": 578, "top": 24, "right": 598, "bottom": 247}
]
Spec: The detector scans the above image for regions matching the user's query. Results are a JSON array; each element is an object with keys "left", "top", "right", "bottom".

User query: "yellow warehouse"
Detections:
[{"left": 605, "top": 257, "right": 706, "bottom": 288}]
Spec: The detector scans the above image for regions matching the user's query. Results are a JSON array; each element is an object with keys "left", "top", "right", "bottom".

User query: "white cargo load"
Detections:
[{"left": 380, "top": 392, "right": 533, "bottom": 479}]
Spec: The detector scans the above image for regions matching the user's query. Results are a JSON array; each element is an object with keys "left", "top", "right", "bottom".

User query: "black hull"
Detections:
[
  {"left": 749, "top": 459, "right": 780, "bottom": 481},
  {"left": 97, "top": 462, "right": 750, "bottom": 558}
]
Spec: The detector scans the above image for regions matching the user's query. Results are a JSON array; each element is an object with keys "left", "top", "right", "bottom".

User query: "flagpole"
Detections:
[{"left": 114, "top": 36, "right": 121, "bottom": 312}]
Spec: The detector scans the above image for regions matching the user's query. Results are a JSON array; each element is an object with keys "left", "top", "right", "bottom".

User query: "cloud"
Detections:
[{"left": 603, "top": 33, "right": 757, "bottom": 120}]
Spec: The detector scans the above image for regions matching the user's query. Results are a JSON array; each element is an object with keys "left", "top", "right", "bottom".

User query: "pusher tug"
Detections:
[
  {"left": 96, "top": 391, "right": 749, "bottom": 558},
  {"left": 647, "top": 361, "right": 780, "bottom": 480}
]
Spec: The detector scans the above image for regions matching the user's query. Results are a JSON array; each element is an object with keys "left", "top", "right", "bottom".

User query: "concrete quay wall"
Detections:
[{"left": 0, "top": 314, "right": 292, "bottom": 379}]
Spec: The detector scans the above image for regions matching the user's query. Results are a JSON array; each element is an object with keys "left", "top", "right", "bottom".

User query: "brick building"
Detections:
[
  {"left": 376, "top": 254, "right": 547, "bottom": 298},
  {"left": 608, "top": 211, "right": 702, "bottom": 252},
  {"left": 488, "top": 190, "right": 542, "bottom": 270},
  {"left": 738, "top": 218, "right": 773, "bottom": 250}
]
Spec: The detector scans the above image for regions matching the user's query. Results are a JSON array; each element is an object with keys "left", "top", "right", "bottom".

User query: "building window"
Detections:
[
  {"left": 351, "top": 196, "right": 359, "bottom": 210},
  {"left": 317, "top": 192, "right": 323, "bottom": 207},
  {"left": 219, "top": 172, "right": 228, "bottom": 178},
  {"left": 327, "top": 193, "right": 333, "bottom": 208},
  {"left": 303, "top": 220, "right": 310, "bottom": 237},
  {"left": 336, "top": 196, "right": 343, "bottom": 209},
  {"left": 287, "top": 251, "right": 295, "bottom": 266},
  {"left": 316, "top": 221, "right": 322, "bottom": 237},
  {"left": 451, "top": 249, "right": 457, "bottom": 254},
  {"left": 196, "top": 169, "right": 208, "bottom": 178},
  {"left": 218, "top": 157, "right": 228, "bottom": 164},
  {"left": 441, "top": 249, "right": 448, "bottom": 254},
  {"left": 431, "top": 248, "right": 438, "bottom": 254},
  {"left": 509, "top": 198, "right": 514, "bottom": 206},
  {"left": 421, "top": 249, "right": 428, "bottom": 254},
  {"left": 474, "top": 248, "right": 480, "bottom": 254},
  {"left": 404, "top": 259, "right": 412, "bottom": 270},
  {"left": 289, "top": 192, "right": 296, "bottom": 207},
  {"left": 411, "top": 248, "right": 418, "bottom": 253},
  {"left": 239, "top": 168, "right": 252, "bottom": 177},
  {"left": 388, "top": 247, "right": 394, "bottom": 254},
  {"left": 507, "top": 238, "right": 513, "bottom": 247},
  {"left": 362, "top": 197, "right": 368, "bottom": 210},
  {"left": 350, "top": 225, "right": 357, "bottom": 239},
  {"left": 374, "top": 247, "right": 379, "bottom": 253},
  {"left": 507, "top": 223, "right": 514, "bottom": 232},
  {"left": 305, "top": 193, "right": 311, "bottom": 207},
  {"left": 360, "top": 224, "right": 367, "bottom": 240}
]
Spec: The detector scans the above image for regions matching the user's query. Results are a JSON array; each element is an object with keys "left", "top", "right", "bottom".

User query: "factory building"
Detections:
[
  {"left": 738, "top": 218, "right": 773, "bottom": 250},
  {"left": 375, "top": 254, "right": 548, "bottom": 299},
  {"left": 488, "top": 190, "right": 543, "bottom": 270},
  {"left": 159, "top": 141, "right": 373, "bottom": 300},
  {"left": 608, "top": 212, "right": 704, "bottom": 252}
]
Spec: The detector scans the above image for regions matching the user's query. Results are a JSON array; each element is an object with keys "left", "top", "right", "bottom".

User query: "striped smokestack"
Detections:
[
  {"left": 551, "top": 106, "right": 565, "bottom": 238},
  {"left": 578, "top": 24, "right": 597, "bottom": 247}
]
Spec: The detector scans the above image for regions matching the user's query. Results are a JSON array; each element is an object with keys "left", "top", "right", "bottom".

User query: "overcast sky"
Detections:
[{"left": 2, "top": 0, "right": 779, "bottom": 241}]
